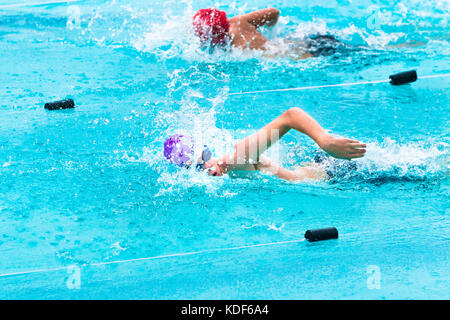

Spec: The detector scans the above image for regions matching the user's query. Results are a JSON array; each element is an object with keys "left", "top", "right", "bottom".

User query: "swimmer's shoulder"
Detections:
[
  {"left": 228, "top": 19, "right": 268, "bottom": 50},
  {"left": 228, "top": 19, "right": 248, "bottom": 49}
]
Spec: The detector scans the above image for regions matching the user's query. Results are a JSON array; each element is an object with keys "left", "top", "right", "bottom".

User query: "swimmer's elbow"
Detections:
[
  {"left": 246, "top": 7, "right": 279, "bottom": 28},
  {"left": 269, "top": 8, "right": 280, "bottom": 18},
  {"left": 266, "top": 8, "right": 279, "bottom": 26}
]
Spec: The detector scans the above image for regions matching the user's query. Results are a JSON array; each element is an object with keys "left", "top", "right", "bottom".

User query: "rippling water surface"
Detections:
[{"left": 0, "top": 0, "right": 448, "bottom": 299}]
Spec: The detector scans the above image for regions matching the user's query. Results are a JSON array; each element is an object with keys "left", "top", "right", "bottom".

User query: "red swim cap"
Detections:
[{"left": 192, "top": 8, "right": 230, "bottom": 46}]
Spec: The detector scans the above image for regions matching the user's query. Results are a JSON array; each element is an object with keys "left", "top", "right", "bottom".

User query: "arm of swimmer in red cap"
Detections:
[
  {"left": 241, "top": 7, "right": 280, "bottom": 28},
  {"left": 227, "top": 8, "right": 279, "bottom": 50}
]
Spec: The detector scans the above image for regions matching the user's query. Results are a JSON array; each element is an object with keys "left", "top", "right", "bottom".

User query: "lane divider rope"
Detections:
[
  {"left": 228, "top": 73, "right": 450, "bottom": 96},
  {"left": 0, "top": 238, "right": 306, "bottom": 278}
]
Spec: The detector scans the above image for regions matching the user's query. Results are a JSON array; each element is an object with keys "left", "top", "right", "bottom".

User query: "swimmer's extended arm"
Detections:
[
  {"left": 232, "top": 107, "right": 366, "bottom": 163},
  {"left": 204, "top": 107, "right": 365, "bottom": 177},
  {"left": 204, "top": 154, "right": 327, "bottom": 181},
  {"left": 242, "top": 7, "right": 279, "bottom": 28}
]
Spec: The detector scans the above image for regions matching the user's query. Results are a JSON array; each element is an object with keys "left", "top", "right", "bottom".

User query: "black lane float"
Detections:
[
  {"left": 389, "top": 70, "right": 417, "bottom": 85},
  {"left": 44, "top": 99, "right": 75, "bottom": 110},
  {"left": 304, "top": 227, "right": 339, "bottom": 242}
]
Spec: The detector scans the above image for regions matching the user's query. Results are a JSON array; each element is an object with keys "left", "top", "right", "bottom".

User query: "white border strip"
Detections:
[{"left": 0, "top": 0, "right": 80, "bottom": 9}]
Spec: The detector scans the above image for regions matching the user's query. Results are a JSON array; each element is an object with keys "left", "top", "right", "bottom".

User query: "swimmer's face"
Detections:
[{"left": 203, "top": 158, "right": 224, "bottom": 176}]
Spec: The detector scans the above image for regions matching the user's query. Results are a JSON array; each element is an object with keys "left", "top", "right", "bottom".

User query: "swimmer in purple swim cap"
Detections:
[
  {"left": 164, "top": 107, "right": 366, "bottom": 181},
  {"left": 164, "top": 134, "right": 212, "bottom": 170},
  {"left": 163, "top": 134, "right": 194, "bottom": 167}
]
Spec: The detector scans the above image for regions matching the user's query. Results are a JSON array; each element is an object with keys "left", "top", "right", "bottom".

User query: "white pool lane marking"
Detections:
[
  {"left": 0, "top": 0, "right": 81, "bottom": 9},
  {"left": 228, "top": 73, "right": 450, "bottom": 96},
  {"left": 0, "top": 238, "right": 306, "bottom": 278}
]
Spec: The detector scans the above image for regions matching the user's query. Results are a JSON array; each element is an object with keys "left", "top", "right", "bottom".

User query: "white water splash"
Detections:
[{"left": 358, "top": 138, "right": 448, "bottom": 179}]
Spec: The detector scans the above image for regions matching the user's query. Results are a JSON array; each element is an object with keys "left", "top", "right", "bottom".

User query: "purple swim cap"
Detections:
[{"left": 163, "top": 134, "right": 194, "bottom": 167}]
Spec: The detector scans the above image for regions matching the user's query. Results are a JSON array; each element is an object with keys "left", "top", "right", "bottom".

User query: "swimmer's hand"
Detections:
[
  {"left": 318, "top": 135, "right": 366, "bottom": 159},
  {"left": 203, "top": 158, "right": 226, "bottom": 177}
]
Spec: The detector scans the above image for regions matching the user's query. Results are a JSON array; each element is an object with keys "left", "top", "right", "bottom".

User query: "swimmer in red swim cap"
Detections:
[
  {"left": 192, "top": 7, "right": 280, "bottom": 50},
  {"left": 192, "top": 8, "right": 231, "bottom": 47},
  {"left": 192, "top": 7, "right": 420, "bottom": 58}
]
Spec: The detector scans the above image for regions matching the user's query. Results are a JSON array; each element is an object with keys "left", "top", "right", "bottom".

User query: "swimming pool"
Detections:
[{"left": 0, "top": 0, "right": 448, "bottom": 299}]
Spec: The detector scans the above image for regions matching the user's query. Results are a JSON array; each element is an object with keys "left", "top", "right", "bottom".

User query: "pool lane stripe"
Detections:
[
  {"left": 0, "top": 238, "right": 306, "bottom": 278},
  {"left": 0, "top": 0, "right": 81, "bottom": 9},
  {"left": 0, "top": 266, "right": 68, "bottom": 277},
  {"left": 228, "top": 73, "right": 450, "bottom": 96}
]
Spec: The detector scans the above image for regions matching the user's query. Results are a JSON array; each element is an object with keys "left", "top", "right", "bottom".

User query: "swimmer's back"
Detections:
[{"left": 303, "top": 34, "right": 349, "bottom": 57}]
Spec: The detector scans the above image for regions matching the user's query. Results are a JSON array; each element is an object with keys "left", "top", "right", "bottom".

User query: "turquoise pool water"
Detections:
[{"left": 0, "top": 0, "right": 448, "bottom": 299}]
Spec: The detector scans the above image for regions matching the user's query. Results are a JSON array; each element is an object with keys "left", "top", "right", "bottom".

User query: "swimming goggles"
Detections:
[
  {"left": 195, "top": 146, "right": 212, "bottom": 170},
  {"left": 183, "top": 146, "right": 212, "bottom": 170}
]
